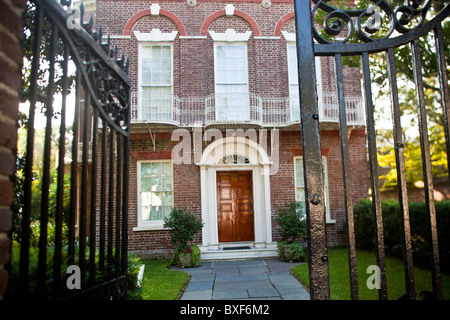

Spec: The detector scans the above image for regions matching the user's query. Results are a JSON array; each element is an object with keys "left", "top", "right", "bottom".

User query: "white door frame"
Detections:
[{"left": 197, "top": 137, "right": 275, "bottom": 251}]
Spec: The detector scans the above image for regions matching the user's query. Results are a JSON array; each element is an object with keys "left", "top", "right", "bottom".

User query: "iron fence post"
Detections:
[{"left": 293, "top": 0, "right": 330, "bottom": 300}]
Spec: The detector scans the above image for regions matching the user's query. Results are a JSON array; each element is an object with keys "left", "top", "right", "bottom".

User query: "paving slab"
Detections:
[
  {"left": 212, "top": 290, "right": 249, "bottom": 300},
  {"left": 180, "top": 290, "right": 212, "bottom": 300},
  {"left": 238, "top": 265, "right": 269, "bottom": 274},
  {"left": 214, "top": 279, "right": 273, "bottom": 292},
  {"left": 184, "top": 280, "right": 214, "bottom": 292},
  {"left": 175, "top": 259, "right": 310, "bottom": 300},
  {"left": 247, "top": 287, "right": 280, "bottom": 298}
]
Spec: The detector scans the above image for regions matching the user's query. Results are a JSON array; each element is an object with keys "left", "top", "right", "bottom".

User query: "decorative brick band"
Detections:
[
  {"left": 200, "top": 9, "right": 261, "bottom": 37},
  {"left": 290, "top": 147, "right": 330, "bottom": 156},
  {"left": 132, "top": 151, "right": 172, "bottom": 161},
  {"left": 123, "top": 9, "right": 187, "bottom": 36},
  {"left": 274, "top": 11, "right": 294, "bottom": 36}
]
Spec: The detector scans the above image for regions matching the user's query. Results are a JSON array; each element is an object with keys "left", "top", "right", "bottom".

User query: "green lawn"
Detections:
[
  {"left": 140, "top": 259, "right": 189, "bottom": 300},
  {"left": 291, "top": 247, "right": 450, "bottom": 300}
]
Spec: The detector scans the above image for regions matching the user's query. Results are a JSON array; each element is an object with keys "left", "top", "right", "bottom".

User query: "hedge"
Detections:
[{"left": 353, "top": 199, "right": 450, "bottom": 273}]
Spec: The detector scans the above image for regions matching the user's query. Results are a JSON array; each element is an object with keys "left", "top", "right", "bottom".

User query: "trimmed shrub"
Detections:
[{"left": 353, "top": 198, "right": 450, "bottom": 273}]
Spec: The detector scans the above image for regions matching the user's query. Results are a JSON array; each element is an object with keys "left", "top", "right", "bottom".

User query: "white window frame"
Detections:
[
  {"left": 213, "top": 41, "right": 250, "bottom": 121},
  {"left": 137, "top": 40, "right": 174, "bottom": 122},
  {"left": 286, "top": 43, "right": 323, "bottom": 121},
  {"left": 134, "top": 160, "right": 174, "bottom": 231},
  {"left": 294, "top": 156, "right": 334, "bottom": 223}
]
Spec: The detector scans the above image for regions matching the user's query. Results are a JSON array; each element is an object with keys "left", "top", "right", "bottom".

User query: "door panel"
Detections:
[{"left": 217, "top": 171, "right": 254, "bottom": 242}]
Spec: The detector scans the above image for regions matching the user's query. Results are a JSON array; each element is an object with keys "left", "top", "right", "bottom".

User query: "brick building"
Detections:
[
  {"left": 0, "top": 0, "right": 26, "bottom": 299},
  {"left": 95, "top": 0, "right": 369, "bottom": 259}
]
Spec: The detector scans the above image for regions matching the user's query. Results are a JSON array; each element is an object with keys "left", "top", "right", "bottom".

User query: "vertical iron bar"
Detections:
[
  {"left": 411, "top": 39, "right": 442, "bottom": 300},
  {"left": 107, "top": 129, "right": 115, "bottom": 279},
  {"left": 99, "top": 119, "right": 107, "bottom": 273},
  {"left": 20, "top": 4, "right": 43, "bottom": 294},
  {"left": 79, "top": 87, "right": 91, "bottom": 284},
  {"left": 89, "top": 108, "right": 99, "bottom": 285},
  {"left": 293, "top": 0, "right": 329, "bottom": 300},
  {"left": 335, "top": 54, "right": 358, "bottom": 300},
  {"left": 361, "top": 52, "right": 388, "bottom": 300},
  {"left": 115, "top": 134, "right": 122, "bottom": 277},
  {"left": 37, "top": 25, "right": 58, "bottom": 295},
  {"left": 434, "top": 26, "right": 450, "bottom": 185},
  {"left": 54, "top": 44, "right": 70, "bottom": 296},
  {"left": 121, "top": 132, "right": 129, "bottom": 276},
  {"left": 69, "top": 71, "right": 81, "bottom": 265},
  {"left": 386, "top": 47, "right": 416, "bottom": 299}
]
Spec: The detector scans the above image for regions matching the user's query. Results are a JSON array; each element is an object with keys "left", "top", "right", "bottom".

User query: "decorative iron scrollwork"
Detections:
[
  {"left": 312, "top": 0, "right": 432, "bottom": 44},
  {"left": 55, "top": 0, "right": 131, "bottom": 132}
]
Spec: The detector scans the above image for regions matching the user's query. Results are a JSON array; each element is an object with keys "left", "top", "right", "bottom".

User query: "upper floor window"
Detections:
[
  {"left": 214, "top": 43, "right": 249, "bottom": 121},
  {"left": 140, "top": 44, "right": 173, "bottom": 121},
  {"left": 287, "top": 43, "right": 323, "bottom": 121},
  {"left": 135, "top": 29, "right": 178, "bottom": 122},
  {"left": 209, "top": 29, "right": 252, "bottom": 122}
]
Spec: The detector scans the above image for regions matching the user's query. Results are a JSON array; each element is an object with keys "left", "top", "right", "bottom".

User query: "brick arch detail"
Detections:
[
  {"left": 200, "top": 9, "right": 261, "bottom": 37},
  {"left": 274, "top": 11, "right": 295, "bottom": 37},
  {"left": 123, "top": 9, "right": 187, "bottom": 36}
]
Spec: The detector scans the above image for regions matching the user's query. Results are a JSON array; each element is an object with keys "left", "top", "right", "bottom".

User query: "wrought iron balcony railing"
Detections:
[{"left": 131, "top": 91, "right": 365, "bottom": 127}]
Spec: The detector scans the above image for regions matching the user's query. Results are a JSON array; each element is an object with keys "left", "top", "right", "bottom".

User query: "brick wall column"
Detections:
[{"left": 0, "top": 0, "right": 26, "bottom": 299}]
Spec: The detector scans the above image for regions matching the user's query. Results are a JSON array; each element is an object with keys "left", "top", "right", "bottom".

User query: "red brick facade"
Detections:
[
  {"left": 0, "top": 0, "right": 26, "bottom": 299},
  {"left": 96, "top": 0, "right": 369, "bottom": 258}
]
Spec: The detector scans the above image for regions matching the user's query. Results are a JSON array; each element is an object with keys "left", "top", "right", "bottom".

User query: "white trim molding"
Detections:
[
  {"left": 134, "top": 29, "right": 178, "bottom": 42},
  {"left": 150, "top": 3, "right": 161, "bottom": 15},
  {"left": 209, "top": 29, "right": 252, "bottom": 42},
  {"left": 225, "top": 3, "right": 235, "bottom": 16},
  {"left": 281, "top": 31, "right": 296, "bottom": 42}
]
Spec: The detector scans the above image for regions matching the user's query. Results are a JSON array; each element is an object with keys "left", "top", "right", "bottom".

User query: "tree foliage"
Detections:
[{"left": 13, "top": 1, "right": 76, "bottom": 242}]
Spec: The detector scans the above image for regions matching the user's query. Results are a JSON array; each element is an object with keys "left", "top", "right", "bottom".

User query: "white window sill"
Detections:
[{"left": 133, "top": 222, "right": 166, "bottom": 231}]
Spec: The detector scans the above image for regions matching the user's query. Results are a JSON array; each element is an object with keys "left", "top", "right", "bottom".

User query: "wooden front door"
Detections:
[{"left": 217, "top": 171, "right": 254, "bottom": 242}]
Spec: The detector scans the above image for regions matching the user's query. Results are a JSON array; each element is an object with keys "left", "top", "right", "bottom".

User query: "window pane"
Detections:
[
  {"left": 152, "top": 46, "right": 161, "bottom": 60},
  {"left": 161, "top": 162, "right": 172, "bottom": 176},
  {"left": 141, "top": 177, "right": 151, "bottom": 192},
  {"left": 294, "top": 157, "right": 329, "bottom": 219},
  {"left": 142, "top": 206, "right": 151, "bottom": 221},
  {"left": 162, "top": 177, "right": 172, "bottom": 191},
  {"left": 141, "top": 163, "right": 151, "bottom": 176},
  {"left": 296, "top": 187, "right": 305, "bottom": 202},
  {"left": 295, "top": 158, "right": 304, "bottom": 187},
  {"left": 288, "top": 45, "right": 298, "bottom": 85},
  {"left": 139, "top": 162, "right": 173, "bottom": 222},
  {"left": 152, "top": 177, "right": 161, "bottom": 191},
  {"left": 150, "top": 162, "right": 161, "bottom": 175},
  {"left": 161, "top": 46, "right": 171, "bottom": 57},
  {"left": 141, "top": 192, "right": 151, "bottom": 206}
]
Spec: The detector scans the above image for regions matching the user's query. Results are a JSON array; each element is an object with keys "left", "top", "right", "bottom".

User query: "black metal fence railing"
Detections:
[
  {"left": 8, "top": 0, "right": 130, "bottom": 299},
  {"left": 295, "top": 0, "right": 449, "bottom": 300}
]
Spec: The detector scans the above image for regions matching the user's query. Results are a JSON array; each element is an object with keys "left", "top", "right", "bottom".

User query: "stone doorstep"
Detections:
[{"left": 201, "top": 247, "right": 278, "bottom": 261}]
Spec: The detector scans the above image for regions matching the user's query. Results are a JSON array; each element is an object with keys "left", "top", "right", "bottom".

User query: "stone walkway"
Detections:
[{"left": 172, "top": 259, "right": 310, "bottom": 300}]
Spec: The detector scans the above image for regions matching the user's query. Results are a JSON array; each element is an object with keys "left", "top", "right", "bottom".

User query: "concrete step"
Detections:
[{"left": 201, "top": 247, "right": 278, "bottom": 261}]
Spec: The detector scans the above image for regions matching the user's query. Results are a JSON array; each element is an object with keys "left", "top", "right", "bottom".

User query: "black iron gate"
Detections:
[
  {"left": 9, "top": 0, "right": 130, "bottom": 299},
  {"left": 295, "top": 0, "right": 449, "bottom": 300}
]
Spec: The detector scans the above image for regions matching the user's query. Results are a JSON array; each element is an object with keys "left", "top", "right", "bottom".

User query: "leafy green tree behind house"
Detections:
[
  {"left": 13, "top": 1, "right": 75, "bottom": 243},
  {"left": 363, "top": 0, "right": 449, "bottom": 188},
  {"left": 314, "top": 1, "right": 449, "bottom": 188}
]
